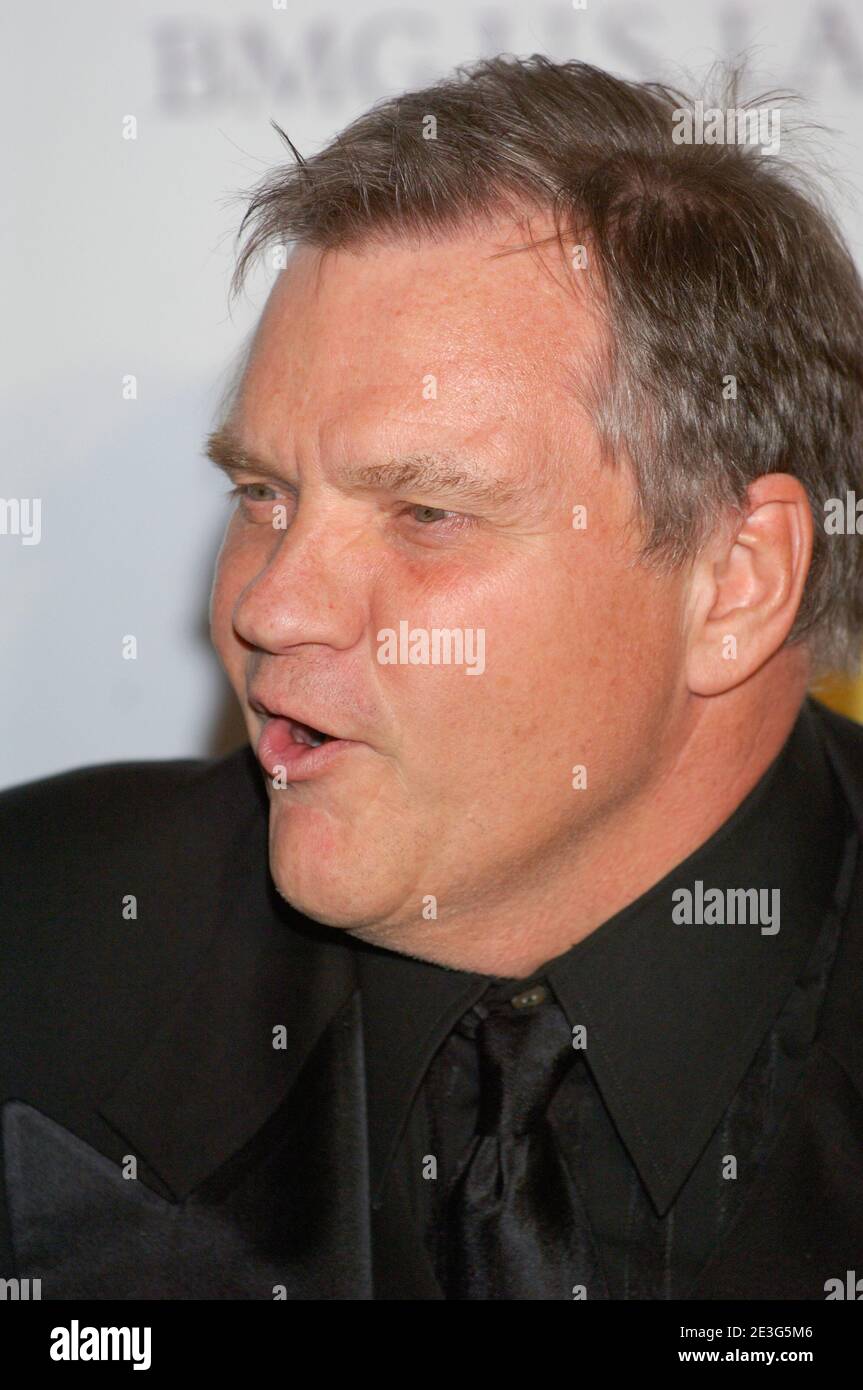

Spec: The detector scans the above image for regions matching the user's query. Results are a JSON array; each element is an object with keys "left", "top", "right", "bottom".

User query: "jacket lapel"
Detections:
[
  {"left": 88, "top": 789, "right": 376, "bottom": 1296},
  {"left": 88, "top": 769, "right": 450, "bottom": 1300},
  {"left": 95, "top": 788, "right": 356, "bottom": 1201},
  {"left": 5, "top": 989, "right": 375, "bottom": 1298}
]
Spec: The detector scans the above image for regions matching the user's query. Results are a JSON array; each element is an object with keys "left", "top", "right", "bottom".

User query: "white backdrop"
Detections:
[{"left": 3, "top": 0, "right": 863, "bottom": 788}]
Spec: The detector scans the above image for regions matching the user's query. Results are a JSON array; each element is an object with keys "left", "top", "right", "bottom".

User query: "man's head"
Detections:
[{"left": 208, "top": 57, "right": 863, "bottom": 971}]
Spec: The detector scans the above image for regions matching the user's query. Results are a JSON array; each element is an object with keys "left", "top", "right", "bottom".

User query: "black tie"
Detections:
[{"left": 439, "top": 987, "right": 592, "bottom": 1300}]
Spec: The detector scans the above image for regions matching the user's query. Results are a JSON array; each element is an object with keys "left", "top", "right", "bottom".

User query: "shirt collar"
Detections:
[{"left": 356, "top": 696, "right": 849, "bottom": 1213}]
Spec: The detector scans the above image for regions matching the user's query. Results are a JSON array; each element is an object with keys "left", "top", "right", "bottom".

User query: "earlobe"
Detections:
[{"left": 687, "top": 623, "right": 749, "bottom": 697}]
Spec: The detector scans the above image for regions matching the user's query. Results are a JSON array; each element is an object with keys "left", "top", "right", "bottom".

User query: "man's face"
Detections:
[{"left": 210, "top": 221, "right": 689, "bottom": 956}]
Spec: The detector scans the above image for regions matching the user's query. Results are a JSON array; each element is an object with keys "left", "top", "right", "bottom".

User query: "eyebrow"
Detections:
[{"left": 203, "top": 426, "right": 524, "bottom": 509}]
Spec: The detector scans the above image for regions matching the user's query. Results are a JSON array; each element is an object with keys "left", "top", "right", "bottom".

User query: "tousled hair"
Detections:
[{"left": 229, "top": 55, "right": 863, "bottom": 674}]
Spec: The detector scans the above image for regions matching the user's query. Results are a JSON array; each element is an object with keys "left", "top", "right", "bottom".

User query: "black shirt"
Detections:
[{"left": 355, "top": 697, "right": 857, "bottom": 1298}]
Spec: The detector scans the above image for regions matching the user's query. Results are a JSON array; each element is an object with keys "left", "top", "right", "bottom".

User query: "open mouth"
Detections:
[
  {"left": 289, "top": 718, "right": 334, "bottom": 749},
  {"left": 253, "top": 708, "right": 355, "bottom": 782},
  {"left": 248, "top": 692, "right": 360, "bottom": 781}
]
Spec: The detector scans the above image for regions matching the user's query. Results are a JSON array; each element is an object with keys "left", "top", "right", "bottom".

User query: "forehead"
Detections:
[{"left": 232, "top": 218, "right": 604, "bottom": 475}]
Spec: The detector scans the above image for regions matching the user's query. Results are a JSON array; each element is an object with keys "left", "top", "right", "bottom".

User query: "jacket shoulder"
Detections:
[
  {"left": 0, "top": 745, "right": 262, "bottom": 872},
  {"left": 0, "top": 745, "right": 266, "bottom": 1098}
]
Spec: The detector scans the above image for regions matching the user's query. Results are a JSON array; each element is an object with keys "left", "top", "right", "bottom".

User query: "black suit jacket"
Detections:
[{"left": 2, "top": 695, "right": 862, "bottom": 1300}]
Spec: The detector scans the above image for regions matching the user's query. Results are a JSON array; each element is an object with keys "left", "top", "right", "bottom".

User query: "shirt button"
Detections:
[{"left": 510, "top": 984, "right": 548, "bottom": 1009}]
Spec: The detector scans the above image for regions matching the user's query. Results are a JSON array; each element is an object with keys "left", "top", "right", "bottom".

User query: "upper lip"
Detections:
[{"left": 247, "top": 691, "right": 347, "bottom": 742}]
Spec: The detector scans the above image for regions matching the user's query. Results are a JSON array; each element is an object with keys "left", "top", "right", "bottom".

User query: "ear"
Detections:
[{"left": 685, "top": 473, "right": 813, "bottom": 696}]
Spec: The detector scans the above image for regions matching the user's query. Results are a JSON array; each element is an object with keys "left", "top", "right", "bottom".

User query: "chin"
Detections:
[
  {"left": 264, "top": 785, "right": 424, "bottom": 933},
  {"left": 266, "top": 832, "right": 401, "bottom": 933},
  {"left": 271, "top": 880, "right": 359, "bottom": 931}
]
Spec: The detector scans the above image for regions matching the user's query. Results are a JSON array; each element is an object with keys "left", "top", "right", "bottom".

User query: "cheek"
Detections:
[
  {"left": 376, "top": 576, "right": 559, "bottom": 755},
  {"left": 444, "top": 556, "right": 666, "bottom": 744}
]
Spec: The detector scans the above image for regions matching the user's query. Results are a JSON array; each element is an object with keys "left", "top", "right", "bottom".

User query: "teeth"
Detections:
[{"left": 292, "top": 721, "right": 326, "bottom": 748}]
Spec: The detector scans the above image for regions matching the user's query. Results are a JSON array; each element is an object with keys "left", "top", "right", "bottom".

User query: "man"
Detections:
[{"left": 2, "top": 54, "right": 863, "bottom": 1301}]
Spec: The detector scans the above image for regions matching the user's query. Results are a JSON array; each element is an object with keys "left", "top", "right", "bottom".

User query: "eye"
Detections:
[
  {"left": 227, "top": 483, "right": 278, "bottom": 504},
  {"left": 406, "top": 500, "right": 478, "bottom": 530},
  {"left": 409, "top": 504, "right": 453, "bottom": 525}
]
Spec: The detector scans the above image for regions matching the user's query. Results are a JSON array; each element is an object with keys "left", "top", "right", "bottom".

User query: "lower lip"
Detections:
[{"left": 256, "top": 717, "right": 361, "bottom": 783}]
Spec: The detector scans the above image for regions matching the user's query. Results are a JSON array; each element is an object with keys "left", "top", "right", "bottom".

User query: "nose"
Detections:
[{"left": 231, "top": 507, "right": 368, "bottom": 656}]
